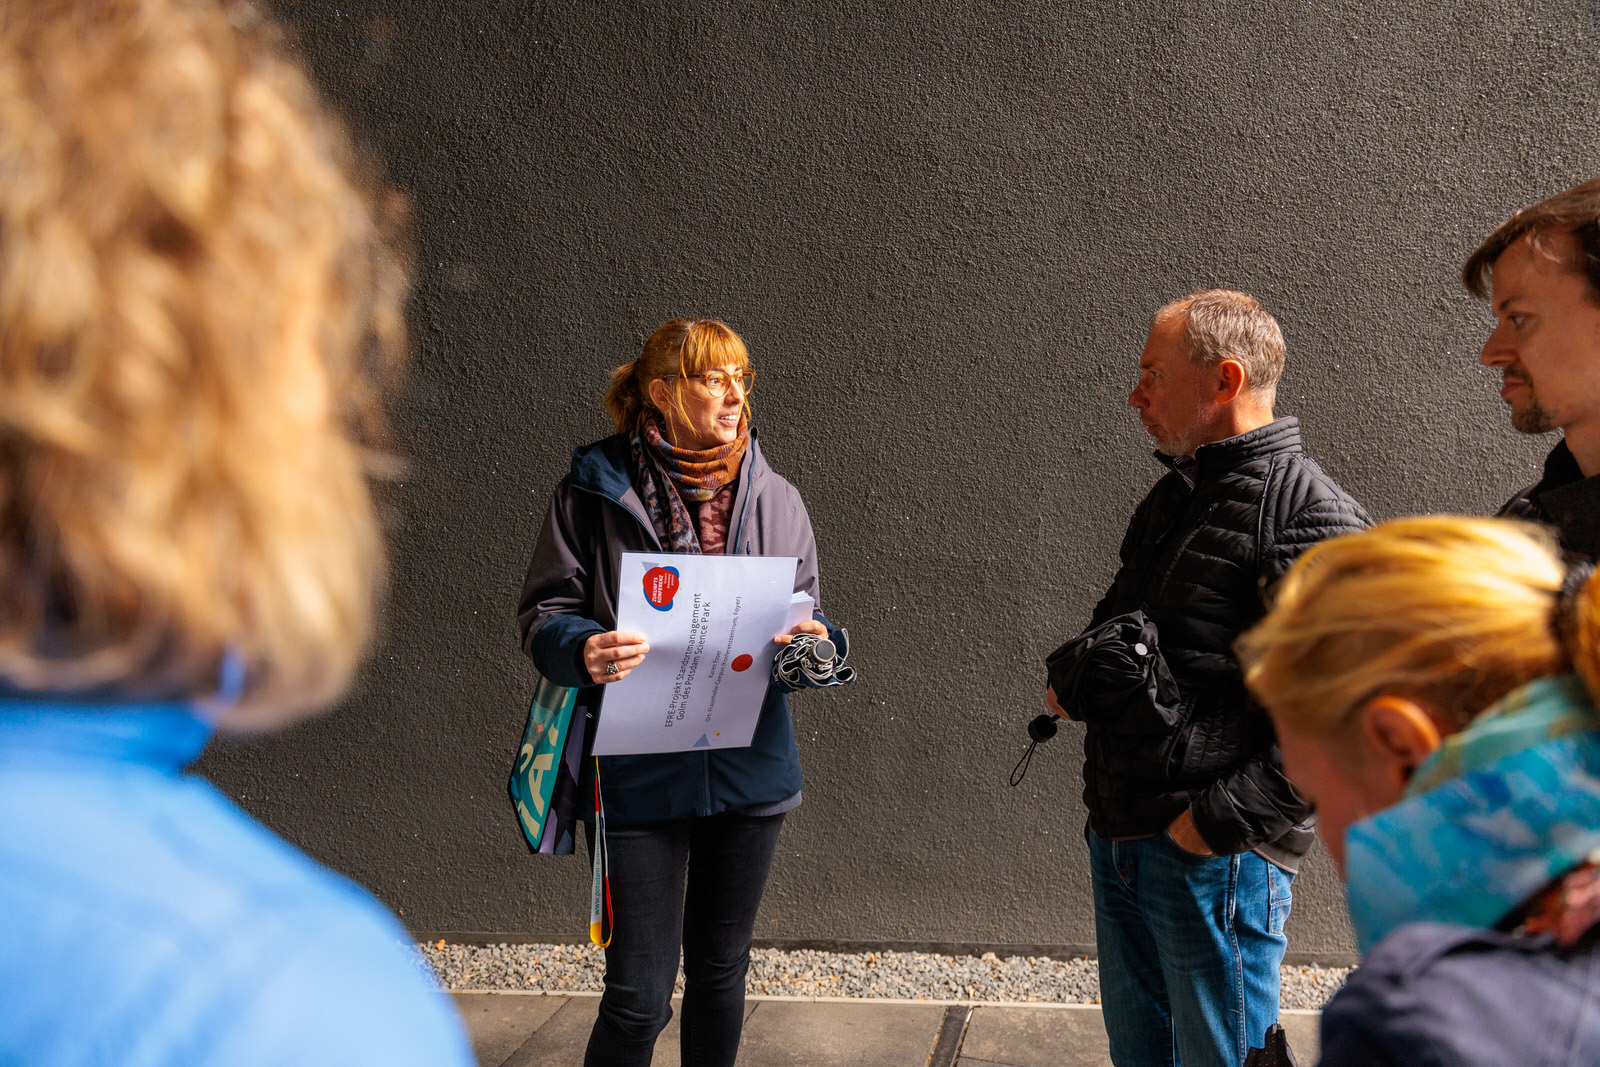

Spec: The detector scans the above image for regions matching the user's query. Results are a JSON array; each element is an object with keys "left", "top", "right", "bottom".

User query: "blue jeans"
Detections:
[
  {"left": 583, "top": 811, "right": 785, "bottom": 1067},
  {"left": 1087, "top": 827, "right": 1292, "bottom": 1067}
]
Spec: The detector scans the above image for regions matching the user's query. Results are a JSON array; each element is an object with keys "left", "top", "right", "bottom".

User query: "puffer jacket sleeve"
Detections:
[
  {"left": 1191, "top": 486, "right": 1374, "bottom": 853},
  {"left": 1188, "top": 734, "right": 1308, "bottom": 855},
  {"left": 517, "top": 480, "right": 607, "bottom": 688}
]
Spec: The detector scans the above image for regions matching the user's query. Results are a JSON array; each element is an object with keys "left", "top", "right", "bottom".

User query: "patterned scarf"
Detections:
[
  {"left": 631, "top": 416, "right": 748, "bottom": 555},
  {"left": 1344, "top": 675, "right": 1600, "bottom": 953}
]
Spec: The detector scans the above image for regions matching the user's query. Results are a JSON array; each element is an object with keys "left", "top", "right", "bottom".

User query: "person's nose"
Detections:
[
  {"left": 1480, "top": 324, "right": 1514, "bottom": 368},
  {"left": 1128, "top": 383, "right": 1147, "bottom": 409}
]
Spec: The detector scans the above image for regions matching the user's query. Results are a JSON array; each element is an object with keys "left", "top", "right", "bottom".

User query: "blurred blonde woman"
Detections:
[
  {"left": 0, "top": 1, "right": 471, "bottom": 1063},
  {"left": 519, "top": 316, "right": 849, "bottom": 1067},
  {"left": 1237, "top": 516, "right": 1600, "bottom": 1065}
]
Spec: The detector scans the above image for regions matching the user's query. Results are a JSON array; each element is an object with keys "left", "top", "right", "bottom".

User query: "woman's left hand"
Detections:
[{"left": 773, "top": 619, "right": 827, "bottom": 645}]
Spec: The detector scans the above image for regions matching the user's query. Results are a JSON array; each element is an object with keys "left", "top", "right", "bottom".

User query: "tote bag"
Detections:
[{"left": 508, "top": 673, "right": 586, "bottom": 855}]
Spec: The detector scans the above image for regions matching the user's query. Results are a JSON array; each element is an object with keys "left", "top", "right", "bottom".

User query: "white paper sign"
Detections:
[{"left": 593, "top": 552, "right": 801, "bottom": 755}]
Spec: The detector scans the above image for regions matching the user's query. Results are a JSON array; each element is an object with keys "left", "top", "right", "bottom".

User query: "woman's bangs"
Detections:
[{"left": 680, "top": 324, "right": 749, "bottom": 375}]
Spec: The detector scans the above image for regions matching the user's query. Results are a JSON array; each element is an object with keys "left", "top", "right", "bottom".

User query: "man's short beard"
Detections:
[
  {"left": 1512, "top": 395, "right": 1555, "bottom": 434},
  {"left": 1154, "top": 434, "right": 1188, "bottom": 457}
]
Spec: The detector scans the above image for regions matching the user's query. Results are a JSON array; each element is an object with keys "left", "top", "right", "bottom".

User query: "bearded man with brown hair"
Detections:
[{"left": 1466, "top": 177, "right": 1600, "bottom": 559}]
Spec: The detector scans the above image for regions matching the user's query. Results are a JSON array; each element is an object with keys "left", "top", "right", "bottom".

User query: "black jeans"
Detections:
[{"left": 584, "top": 811, "right": 785, "bottom": 1067}]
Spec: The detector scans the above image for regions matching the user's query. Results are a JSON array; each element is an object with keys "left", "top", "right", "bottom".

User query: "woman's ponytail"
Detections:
[
  {"left": 604, "top": 359, "right": 646, "bottom": 434},
  {"left": 1566, "top": 566, "right": 1600, "bottom": 709}
]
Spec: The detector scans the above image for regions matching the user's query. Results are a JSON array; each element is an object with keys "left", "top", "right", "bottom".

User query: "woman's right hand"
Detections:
[{"left": 584, "top": 631, "right": 650, "bottom": 684}]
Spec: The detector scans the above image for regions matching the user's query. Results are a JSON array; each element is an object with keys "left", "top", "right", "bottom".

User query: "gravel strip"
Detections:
[{"left": 416, "top": 942, "right": 1348, "bottom": 1009}]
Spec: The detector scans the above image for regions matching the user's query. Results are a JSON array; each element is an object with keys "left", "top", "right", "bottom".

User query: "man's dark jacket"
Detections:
[
  {"left": 1070, "top": 417, "right": 1372, "bottom": 860},
  {"left": 1500, "top": 439, "right": 1600, "bottom": 560}
]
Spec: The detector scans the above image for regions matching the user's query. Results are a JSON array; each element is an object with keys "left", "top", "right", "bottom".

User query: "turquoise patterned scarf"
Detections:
[{"left": 1345, "top": 675, "right": 1600, "bottom": 953}]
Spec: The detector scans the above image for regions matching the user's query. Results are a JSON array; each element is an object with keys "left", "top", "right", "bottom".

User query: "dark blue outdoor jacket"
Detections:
[
  {"left": 517, "top": 431, "right": 829, "bottom": 829},
  {"left": 1500, "top": 438, "right": 1600, "bottom": 561},
  {"left": 1320, "top": 921, "right": 1600, "bottom": 1066}
]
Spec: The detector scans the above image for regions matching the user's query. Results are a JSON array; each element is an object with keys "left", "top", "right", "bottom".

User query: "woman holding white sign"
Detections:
[{"left": 518, "top": 317, "right": 848, "bottom": 1067}]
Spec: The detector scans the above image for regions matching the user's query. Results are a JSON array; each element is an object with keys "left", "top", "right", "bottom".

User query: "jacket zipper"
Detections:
[
  {"left": 1148, "top": 501, "right": 1220, "bottom": 603},
  {"left": 1133, "top": 481, "right": 1206, "bottom": 607},
  {"left": 573, "top": 470, "right": 752, "bottom": 817},
  {"left": 731, "top": 462, "right": 754, "bottom": 556},
  {"left": 707, "top": 461, "right": 757, "bottom": 811}
]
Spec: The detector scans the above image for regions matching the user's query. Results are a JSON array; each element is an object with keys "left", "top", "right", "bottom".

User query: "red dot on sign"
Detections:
[{"left": 731, "top": 654, "right": 754, "bottom": 673}]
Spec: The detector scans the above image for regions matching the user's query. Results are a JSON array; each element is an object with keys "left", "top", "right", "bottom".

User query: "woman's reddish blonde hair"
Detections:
[
  {"left": 604, "top": 318, "right": 751, "bottom": 436},
  {"left": 0, "top": 0, "right": 410, "bottom": 728}
]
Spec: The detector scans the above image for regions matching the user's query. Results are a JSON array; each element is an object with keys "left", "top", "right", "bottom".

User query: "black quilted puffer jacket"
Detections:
[{"left": 1073, "top": 417, "right": 1372, "bottom": 860}]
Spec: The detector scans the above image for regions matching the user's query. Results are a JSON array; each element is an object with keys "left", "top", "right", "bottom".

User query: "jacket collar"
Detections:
[
  {"left": 1154, "top": 416, "right": 1303, "bottom": 479},
  {"left": 1538, "top": 438, "right": 1585, "bottom": 489},
  {"left": 0, "top": 701, "right": 210, "bottom": 771},
  {"left": 1532, "top": 440, "right": 1600, "bottom": 556}
]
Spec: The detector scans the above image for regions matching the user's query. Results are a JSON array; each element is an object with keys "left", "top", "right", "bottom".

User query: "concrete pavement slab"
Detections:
[
  {"left": 452, "top": 993, "right": 564, "bottom": 1067},
  {"left": 476, "top": 994, "right": 757, "bottom": 1067},
  {"left": 495, "top": 996, "right": 678, "bottom": 1067},
  {"left": 957, "top": 1006, "right": 1319, "bottom": 1067},
  {"left": 737, "top": 1000, "right": 947, "bottom": 1066},
  {"left": 1277, "top": 1011, "right": 1321, "bottom": 1062},
  {"left": 453, "top": 991, "right": 1321, "bottom": 1067},
  {"left": 958, "top": 1005, "right": 1111, "bottom": 1066}
]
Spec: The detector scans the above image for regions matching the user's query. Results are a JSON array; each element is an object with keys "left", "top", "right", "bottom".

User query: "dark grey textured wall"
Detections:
[{"left": 194, "top": 0, "right": 1600, "bottom": 962}]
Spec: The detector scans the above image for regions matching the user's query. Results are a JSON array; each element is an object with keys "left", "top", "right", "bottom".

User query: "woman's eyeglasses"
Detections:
[{"left": 665, "top": 370, "right": 754, "bottom": 397}]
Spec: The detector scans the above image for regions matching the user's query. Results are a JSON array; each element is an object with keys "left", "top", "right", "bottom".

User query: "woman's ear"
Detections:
[
  {"left": 1360, "top": 695, "right": 1444, "bottom": 792},
  {"left": 646, "top": 377, "right": 671, "bottom": 412}
]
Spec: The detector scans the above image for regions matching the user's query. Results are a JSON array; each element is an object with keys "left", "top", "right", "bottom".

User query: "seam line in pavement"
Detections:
[
  {"left": 926, "top": 1004, "right": 973, "bottom": 1067},
  {"left": 499, "top": 997, "right": 580, "bottom": 1067}
]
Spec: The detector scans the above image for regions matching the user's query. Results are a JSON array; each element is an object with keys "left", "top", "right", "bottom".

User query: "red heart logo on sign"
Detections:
[{"left": 643, "top": 565, "right": 680, "bottom": 611}]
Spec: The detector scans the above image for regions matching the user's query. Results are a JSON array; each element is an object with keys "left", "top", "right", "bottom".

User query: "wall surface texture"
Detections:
[{"left": 195, "top": 0, "right": 1600, "bottom": 962}]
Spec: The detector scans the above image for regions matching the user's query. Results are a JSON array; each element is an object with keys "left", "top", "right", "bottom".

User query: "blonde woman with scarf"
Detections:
[
  {"left": 518, "top": 317, "right": 846, "bottom": 1067},
  {"left": 1237, "top": 516, "right": 1600, "bottom": 1065}
]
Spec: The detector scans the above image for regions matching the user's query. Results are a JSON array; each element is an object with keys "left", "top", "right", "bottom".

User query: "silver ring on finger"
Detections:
[{"left": 604, "top": 661, "right": 619, "bottom": 676}]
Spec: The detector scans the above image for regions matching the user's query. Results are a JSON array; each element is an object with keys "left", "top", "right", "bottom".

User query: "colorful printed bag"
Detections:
[{"left": 508, "top": 674, "right": 586, "bottom": 855}]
